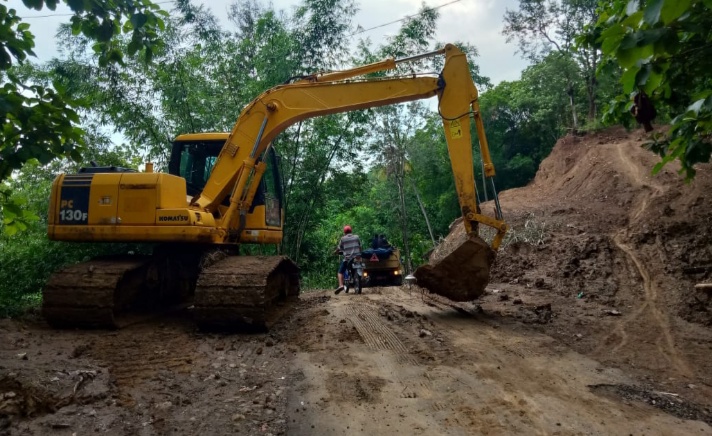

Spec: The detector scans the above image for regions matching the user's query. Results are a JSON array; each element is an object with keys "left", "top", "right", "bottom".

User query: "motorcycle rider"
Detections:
[{"left": 334, "top": 225, "right": 362, "bottom": 294}]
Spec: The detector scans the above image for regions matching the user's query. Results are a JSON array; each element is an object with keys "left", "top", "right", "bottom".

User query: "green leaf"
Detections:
[
  {"left": 21, "top": 0, "right": 43, "bottom": 11},
  {"left": 70, "top": 19, "right": 82, "bottom": 36},
  {"left": 69, "top": 149, "right": 83, "bottom": 162},
  {"left": 653, "top": 28, "right": 679, "bottom": 54},
  {"left": 130, "top": 13, "right": 148, "bottom": 30},
  {"left": 661, "top": 0, "right": 691, "bottom": 24},
  {"left": 622, "top": 11, "right": 644, "bottom": 27},
  {"left": 639, "top": 28, "right": 666, "bottom": 46},
  {"left": 651, "top": 160, "right": 665, "bottom": 175},
  {"left": 3, "top": 203, "right": 20, "bottom": 219},
  {"left": 127, "top": 40, "right": 140, "bottom": 55},
  {"left": 22, "top": 210, "right": 39, "bottom": 222},
  {"left": 636, "top": 63, "right": 651, "bottom": 86},
  {"left": 617, "top": 43, "right": 654, "bottom": 69},
  {"left": 692, "top": 90, "right": 712, "bottom": 101},
  {"left": 621, "top": 65, "right": 640, "bottom": 93},
  {"left": 66, "top": 0, "right": 85, "bottom": 13},
  {"left": 122, "top": 20, "right": 134, "bottom": 34},
  {"left": 601, "top": 33, "right": 625, "bottom": 54},
  {"left": 96, "top": 19, "right": 115, "bottom": 42},
  {"left": 619, "top": 32, "right": 642, "bottom": 50},
  {"left": 3, "top": 224, "right": 19, "bottom": 237},
  {"left": 601, "top": 23, "right": 626, "bottom": 39},
  {"left": 617, "top": 46, "right": 639, "bottom": 68},
  {"left": 642, "top": 69, "right": 664, "bottom": 94},
  {"left": 644, "top": 0, "right": 664, "bottom": 24}
]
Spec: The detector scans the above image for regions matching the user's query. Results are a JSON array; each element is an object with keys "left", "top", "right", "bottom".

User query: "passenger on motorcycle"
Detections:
[{"left": 334, "top": 225, "right": 362, "bottom": 295}]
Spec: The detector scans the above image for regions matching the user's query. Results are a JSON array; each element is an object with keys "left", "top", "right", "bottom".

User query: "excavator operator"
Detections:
[{"left": 335, "top": 225, "right": 362, "bottom": 294}]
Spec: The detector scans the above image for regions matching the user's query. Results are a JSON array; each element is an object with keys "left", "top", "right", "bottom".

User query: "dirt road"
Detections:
[
  {"left": 2, "top": 287, "right": 710, "bottom": 435},
  {"left": 288, "top": 290, "right": 711, "bottom": 435}
]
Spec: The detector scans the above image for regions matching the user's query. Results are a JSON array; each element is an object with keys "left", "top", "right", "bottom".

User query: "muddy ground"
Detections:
[{"left": 2, "top": 127, "right": 712, "bottom": 435}]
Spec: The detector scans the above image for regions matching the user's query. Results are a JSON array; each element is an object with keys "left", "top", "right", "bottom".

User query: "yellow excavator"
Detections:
[{"left": 43, "top": 44, "right": 508, "bottom": 329}]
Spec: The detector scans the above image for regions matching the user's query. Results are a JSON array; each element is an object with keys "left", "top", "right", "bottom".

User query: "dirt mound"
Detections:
[
  {"left": 413, "top": 218, "right": 495, "bottom": 301},
  {"left": 490, "top": 127, "right": 712, "bottom": 324}
]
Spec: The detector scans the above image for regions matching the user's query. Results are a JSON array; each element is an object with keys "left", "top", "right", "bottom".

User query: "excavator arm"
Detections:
[{"left": 195, "top": 44, "right": 507, "bottom": 249}]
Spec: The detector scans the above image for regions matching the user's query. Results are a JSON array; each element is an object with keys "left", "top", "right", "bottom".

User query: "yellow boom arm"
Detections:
[{"left": 195, "top": 44, "right": 507, "bottom": 249}]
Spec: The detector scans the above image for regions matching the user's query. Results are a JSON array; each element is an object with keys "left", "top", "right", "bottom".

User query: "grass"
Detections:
[
  {"left": 502, "top": 213, "right": 550, "bottom": 247},
  {"left": 300, "top": 270, "right": 336, "bottom": 291},
  {"left": 480, "top": 212, "right": 551, "bottom": 248}
]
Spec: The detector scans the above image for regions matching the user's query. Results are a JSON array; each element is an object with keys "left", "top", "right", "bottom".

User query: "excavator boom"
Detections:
[{"left": 193, "top": 44, "right": 506, "bottom": 248}]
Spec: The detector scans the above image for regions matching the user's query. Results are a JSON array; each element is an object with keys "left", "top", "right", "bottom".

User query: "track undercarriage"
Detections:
[{"left": 42, "top": 247, "right": 300, "bottom": 330}]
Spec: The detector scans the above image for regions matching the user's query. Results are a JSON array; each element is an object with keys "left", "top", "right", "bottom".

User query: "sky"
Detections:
[{"left": 8, "top": 0, "right": 529, "bottom": 85}]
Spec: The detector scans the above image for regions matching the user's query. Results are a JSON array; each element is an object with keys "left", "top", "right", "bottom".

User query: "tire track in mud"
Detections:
[
  {"left": 597, "top": 144, "right": 691, "bottom": 377},
  {"left": 344, "top": 304, "right": 415, "bottom": 363},
  {"left": 343, "top": 303, "right": 428, "bottom": 399}
]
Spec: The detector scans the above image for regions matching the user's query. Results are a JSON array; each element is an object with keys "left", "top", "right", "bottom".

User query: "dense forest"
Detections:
[{"left": 1, "top": 0, "right": 710, "bottom": 314}]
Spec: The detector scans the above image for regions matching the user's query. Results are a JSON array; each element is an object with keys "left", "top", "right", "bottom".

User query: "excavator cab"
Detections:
[
  {"left": 167, "top": 133, "right": 284, "bottom": 228},
  {"left": 169, "top": 137, "right": 222, "bottom": 199}
]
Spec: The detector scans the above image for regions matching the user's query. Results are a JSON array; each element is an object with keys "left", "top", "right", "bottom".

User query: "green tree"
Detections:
[
  {"left": 503, "top": 0, "right": 600, "bottom": 125},
  {"left": 0, "top": 0, "right": 167, "bottom": 234},
  {"left": 596, "top": 0, "right": 712, "bottom": 178}
]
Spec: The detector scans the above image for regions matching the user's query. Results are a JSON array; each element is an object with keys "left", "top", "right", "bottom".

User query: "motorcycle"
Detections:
[{"left": 341, "top": 254, "right": 364, "bottom": 295}]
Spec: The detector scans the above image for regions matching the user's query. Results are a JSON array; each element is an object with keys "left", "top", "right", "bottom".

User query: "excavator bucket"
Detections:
[{"left": 413, "top": 221, "right": 495, "bottom": 301}]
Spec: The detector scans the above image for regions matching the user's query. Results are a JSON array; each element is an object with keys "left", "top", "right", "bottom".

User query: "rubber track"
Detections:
[
  {"left": 193, "top": 255, "right": 299, "bottom": 330},
  {"left": 42, "top": 256, "right": 152, "bottom": 328}
]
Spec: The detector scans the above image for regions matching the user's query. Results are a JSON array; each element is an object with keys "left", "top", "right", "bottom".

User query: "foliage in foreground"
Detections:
[
  {"left": 1, "top": 0, "right": 168, "bottom": 234},
  {"left": 595, "top": 0, "right": 712, "bottom": 178}
]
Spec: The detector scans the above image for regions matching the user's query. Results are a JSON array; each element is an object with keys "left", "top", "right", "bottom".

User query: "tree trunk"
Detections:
[
  {"left": 409, "top": 177, "right": 436, "bottom": 246},
  {"left": 587, "top": 51, "right": 598, "bottom": 121},
  {"left": 569, "top": 88, "right": 579, "bottom": 131},
  {"left": 396, "top": 172, "right": 413, "bottom": 274}
]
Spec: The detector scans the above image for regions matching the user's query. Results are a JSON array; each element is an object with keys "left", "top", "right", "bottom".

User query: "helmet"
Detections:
[{"left": 343, "top": 225, "right": 352, "bottom": 234}]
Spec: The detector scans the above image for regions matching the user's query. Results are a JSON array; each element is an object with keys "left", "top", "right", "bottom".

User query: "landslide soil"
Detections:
[{"left": 2, "top": 127, "right": 712, "bottom": 435}]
